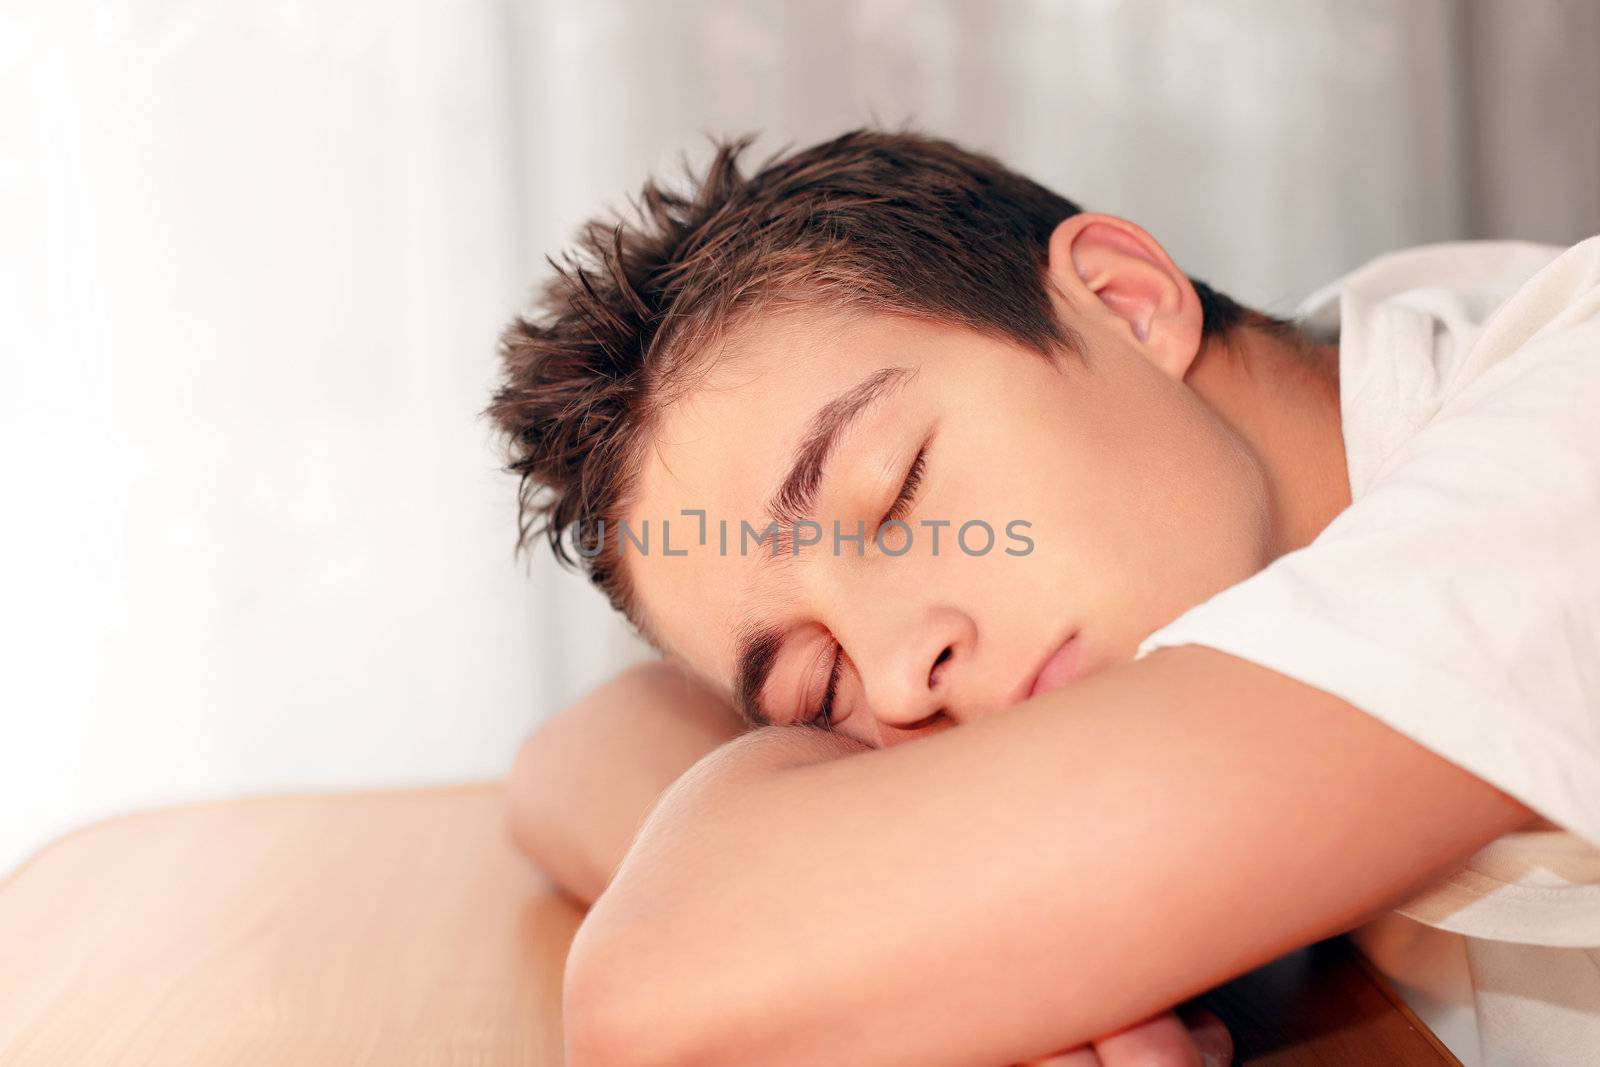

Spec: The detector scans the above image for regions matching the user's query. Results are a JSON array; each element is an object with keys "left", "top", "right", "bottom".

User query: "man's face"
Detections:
[{"left": 626, "top": 283, "right": 1273, "bottom": 748}]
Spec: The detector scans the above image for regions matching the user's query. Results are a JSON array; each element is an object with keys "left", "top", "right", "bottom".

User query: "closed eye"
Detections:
[
  {"left": 806, "top": 435, "right": 929, "bottom": 729},
  {"left": 880, "top": 438, "right": 929, "bottom": 527},
  {"left": 809, "top": 646, "right": 845, "bottom": 730}
]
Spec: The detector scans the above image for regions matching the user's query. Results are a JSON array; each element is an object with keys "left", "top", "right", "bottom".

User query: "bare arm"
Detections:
[
  {"left": 563, "top": 644, "right": 1532, "bottom": 1067},
  {"left": 516, "top": 661, "right": 1227, "bottom": 1066},
  {"left": 505, "top": 659, "right": 746, "bottom": 905}
]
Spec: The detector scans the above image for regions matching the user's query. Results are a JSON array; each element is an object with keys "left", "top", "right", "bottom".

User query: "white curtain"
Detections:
[
  {"left": 4, "top": 0, "right": 1596, "bottom": 874},
  {"left": 2, "top": 1, "right": 574, "bottom": 874}
]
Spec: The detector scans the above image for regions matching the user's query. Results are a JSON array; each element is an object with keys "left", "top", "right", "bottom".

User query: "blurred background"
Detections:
[{"left": 3, "top": 0, "right": 1598, "bottom": 875}]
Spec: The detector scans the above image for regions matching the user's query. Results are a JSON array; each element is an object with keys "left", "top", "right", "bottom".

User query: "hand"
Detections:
[{"left": 1019, "top": 1005, "right": 1232, "bottom": 1067}]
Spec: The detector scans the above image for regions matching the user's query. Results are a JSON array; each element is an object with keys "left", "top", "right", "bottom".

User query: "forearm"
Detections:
[
  {"left": 506, "top": 659, "right": 746, "bottom": 905},
  {"left": 564, "top": 645, "right": 1530, "bottom": 1067},
  {"left": 562, "top": 725, "right": 861, "bottom": 1065}
]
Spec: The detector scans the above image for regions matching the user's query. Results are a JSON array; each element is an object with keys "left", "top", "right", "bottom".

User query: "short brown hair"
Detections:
[{"left": 486, "top": 127, "right": 1257, "bottom": 644}]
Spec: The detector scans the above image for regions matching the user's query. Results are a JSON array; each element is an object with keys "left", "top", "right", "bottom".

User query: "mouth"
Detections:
[{"left": 1015, "top": 630, "right": 1086, "bottom": 706}]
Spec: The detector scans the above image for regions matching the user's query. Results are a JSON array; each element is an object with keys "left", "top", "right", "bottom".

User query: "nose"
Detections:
[{"left": 847, "top": 603, "right": 976, "bottom": 745}]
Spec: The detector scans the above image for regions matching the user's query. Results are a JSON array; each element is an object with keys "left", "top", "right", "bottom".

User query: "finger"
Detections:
[
  {"left": 1093, "top": 1011, "right": 1203, "bottom": 1066},
  {"left": 1177, "top": 1005, "right": 1234, "bottom": 1067},
  {"left": 1019, "top": 1048, "right": 1102, "bottom": 1067},
  {"left": 1026, "top": 1006, "right": 1234, "bottom": 1067}
]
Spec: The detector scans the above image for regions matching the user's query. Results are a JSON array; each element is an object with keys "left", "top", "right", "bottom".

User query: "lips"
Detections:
[{"left": 1024, "top": 631, "right": 1085, "bottom": 703}]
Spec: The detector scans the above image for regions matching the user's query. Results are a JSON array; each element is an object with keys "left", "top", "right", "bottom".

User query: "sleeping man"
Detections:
[{"left": 486, "top": 129, "right": 1600, "bottom": 1067}]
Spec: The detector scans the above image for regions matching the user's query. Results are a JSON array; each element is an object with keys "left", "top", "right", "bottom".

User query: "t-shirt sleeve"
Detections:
[{"left": 1136, "top": 313, "right": 1600, "bottom": 849}]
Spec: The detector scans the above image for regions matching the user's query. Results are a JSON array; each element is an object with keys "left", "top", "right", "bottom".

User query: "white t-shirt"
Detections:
[{"left": 1136, "top": 235, "right": 1600, "bottom": 1066}]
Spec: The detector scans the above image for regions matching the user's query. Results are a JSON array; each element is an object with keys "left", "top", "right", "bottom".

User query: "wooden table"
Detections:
[{"left": 0, "top": 785, "right": 1458, "bottom": 1065}]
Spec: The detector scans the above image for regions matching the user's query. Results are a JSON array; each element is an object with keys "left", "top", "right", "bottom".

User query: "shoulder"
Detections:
[{"left": 1299, "top": 238, "right": 1578, "bottom": 316}]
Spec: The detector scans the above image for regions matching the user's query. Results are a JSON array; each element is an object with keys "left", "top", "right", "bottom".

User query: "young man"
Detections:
[{"left": 487, "top": 129, "right": 1600, "bottom": 1067}]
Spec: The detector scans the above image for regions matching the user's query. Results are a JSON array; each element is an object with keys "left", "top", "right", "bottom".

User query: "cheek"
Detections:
[
  {"left": 1118, "top": 426, "right": 1272, "bottom": 626},
  {"left": 1022, "top": 394, "right": 1272, "bottom": 642}
]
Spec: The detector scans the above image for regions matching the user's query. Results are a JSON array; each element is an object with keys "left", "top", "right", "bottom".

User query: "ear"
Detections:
[{"left": 1045, "top": 213, "right": 1204, "bottom": 380}]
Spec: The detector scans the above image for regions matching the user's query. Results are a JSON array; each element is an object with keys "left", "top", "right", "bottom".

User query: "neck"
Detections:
[{"left": 1186, "top": 319, "right": 1352, "bottom": 559}]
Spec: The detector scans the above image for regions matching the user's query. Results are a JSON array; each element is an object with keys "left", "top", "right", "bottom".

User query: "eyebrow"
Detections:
[
  {"left": 764, "top": 365, "right": 915, "bottom": 535},
  {"left": 733, "top": 365, "right": 915, "bottom": 726}
]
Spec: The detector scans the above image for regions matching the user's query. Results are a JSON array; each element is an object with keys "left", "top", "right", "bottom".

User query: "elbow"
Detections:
[
  {"left": 504, "top": 728, "right": 560, "bottom": 865},
  {"left": 505, "top": 729, "right": 547, "bottom": 859},
  {"left": 505, "top": 726, "right": 606, "bottom": 903},
  {"left": 562, "top": 931, "right": 645, "bottom": 1067},
  {"left": 562, "top": 897, "right": 777, "bottom": 1067},
  {"left": 562, "top": 915, "right": 704, "bottom": 1067}
]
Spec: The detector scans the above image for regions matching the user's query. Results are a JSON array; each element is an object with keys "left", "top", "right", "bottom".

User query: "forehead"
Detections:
[{"left": 625, "top": 308, "right": 931, "bottom": 687}]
